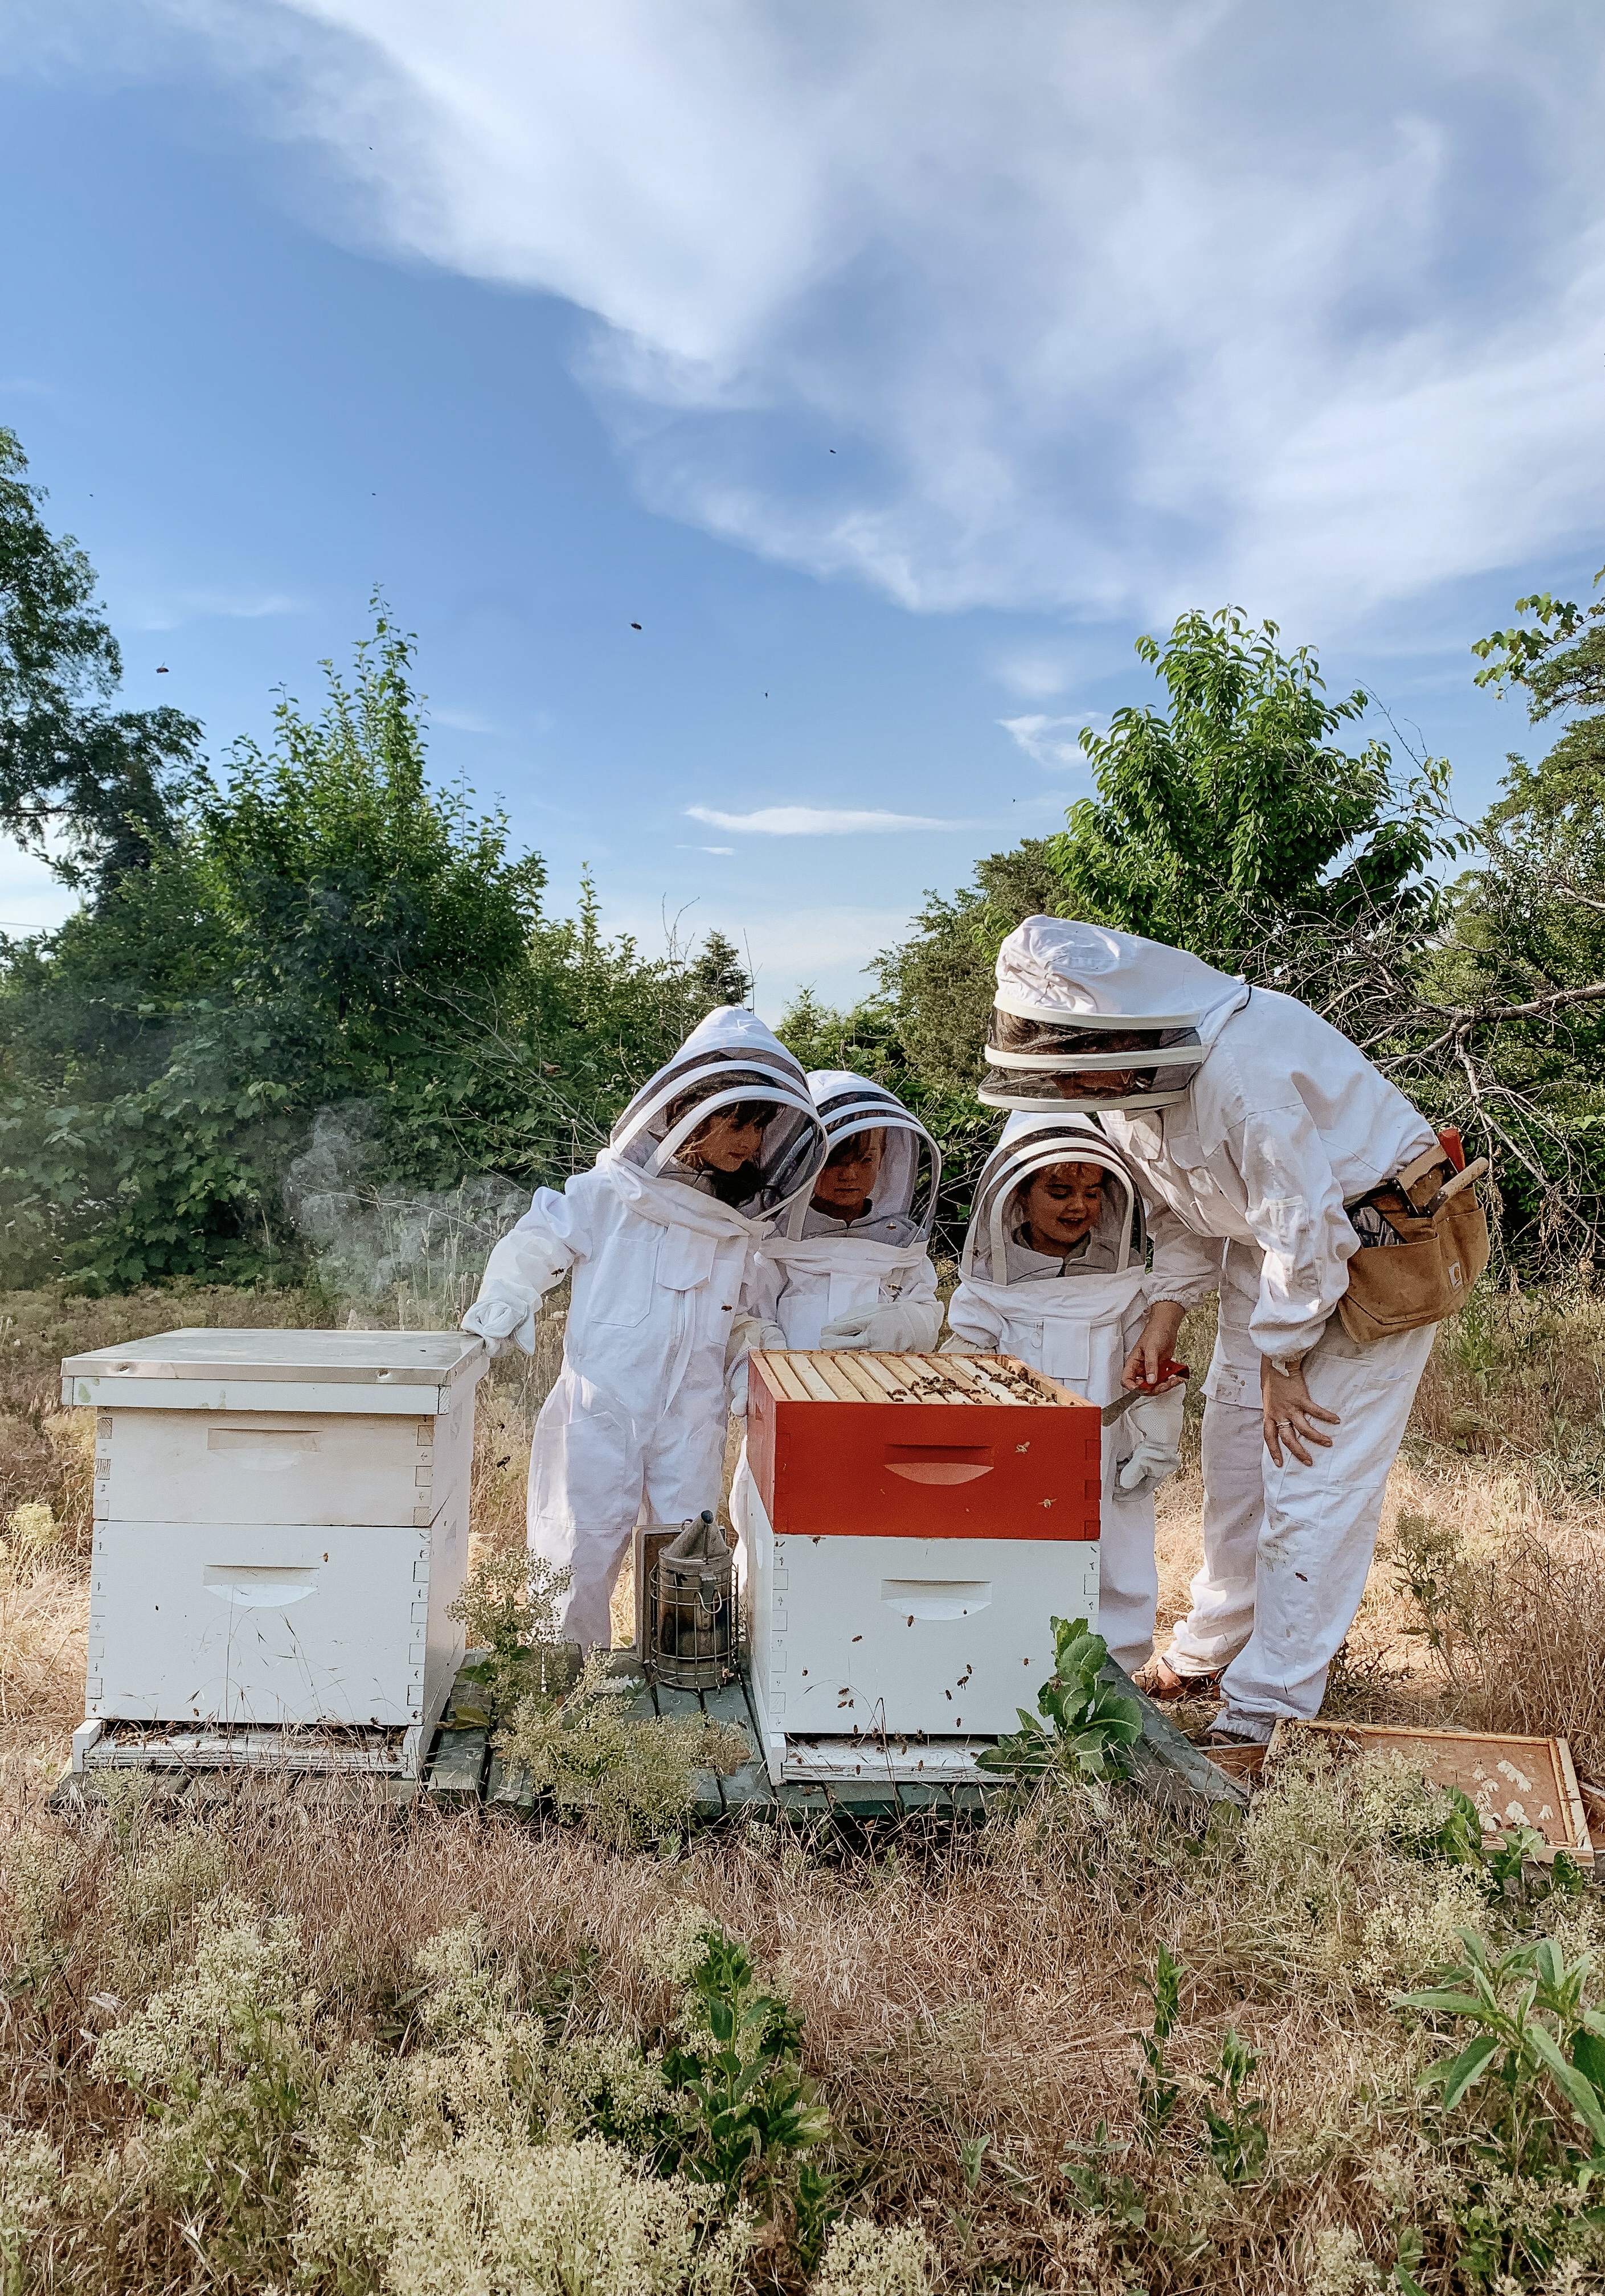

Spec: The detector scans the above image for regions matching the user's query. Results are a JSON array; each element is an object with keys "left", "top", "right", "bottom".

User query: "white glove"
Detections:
[
  {"left": 1115, "top": 1384, "right": 1187, "bottom": 1495},
  {"left": 460, "top": 1290, "right": 539, "bottom": 1359},
  {"left": 819, "top": 1299, "right": 940, "bottom": 1353},
  {"left": 725, "top": 1317, "right": 788, "bottom": 1416}
]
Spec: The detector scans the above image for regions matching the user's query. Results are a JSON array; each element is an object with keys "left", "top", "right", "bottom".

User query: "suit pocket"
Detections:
[
  {"left": 587, "top": 1233, "right": 661, "bottom": 1328},
  {"left": 654, "top": 1226, "right": 719, "bottom": 1293}
]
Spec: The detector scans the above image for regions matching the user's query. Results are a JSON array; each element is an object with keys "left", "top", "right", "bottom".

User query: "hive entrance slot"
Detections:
[
  {"left": 204, "top": 1565, "right": 320, "bottom": 1608},
  {"left": 206, "top": 1429, "right": 322, "bottom": 1469},
  {"left": 884, "top": 1444, "right": 993, "bottom": 1485},
  {"left": 879, "top": 1578, "right": 992, "bottom": 1620}
]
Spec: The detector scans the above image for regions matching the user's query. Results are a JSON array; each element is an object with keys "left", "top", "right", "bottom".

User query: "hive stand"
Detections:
[
  {"left": 420, "top": 1653, "right": 1248, "bottom": 1820},
  {"left": 49, "top": 1653, "right": 1243, "bottom": 1820}
]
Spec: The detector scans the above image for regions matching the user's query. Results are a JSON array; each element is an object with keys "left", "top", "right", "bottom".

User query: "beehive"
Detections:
[
  {"left": 60, "top": 1329, "right": 488, "bottom": 1776},
  {"left": 740, "top": 1351, "right": 1102, "bottom": 1780}
]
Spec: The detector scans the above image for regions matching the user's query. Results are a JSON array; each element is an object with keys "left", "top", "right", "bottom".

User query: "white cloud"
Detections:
[
  {"left": 999, "top": 714, "right": 1101, "bottom": 770},
  {"left": 126, "top": 588, "right": 311, "bottom": 632},
  {"left": 100, "top": 3, "right": 1605, "bottom": 627},
  {"left": 993, "top": 649, "right": 1078, "bottom": 699},
  {"left": 431, "top": 705, "right": 502, "bottom": 734},
  {"left": 677, "top": 842, "right": 736, "bottom": 854},
  {"left": 686, "top": 804, "right": 957, "bottom": 835}
]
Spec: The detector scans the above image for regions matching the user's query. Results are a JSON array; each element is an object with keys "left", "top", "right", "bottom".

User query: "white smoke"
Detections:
[{"left": 282, "top": 1106, "right": 528, "bottom": 1321}]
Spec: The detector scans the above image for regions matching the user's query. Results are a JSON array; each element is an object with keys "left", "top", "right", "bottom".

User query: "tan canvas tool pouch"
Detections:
[{"left": 1338, "top": 1143, "right": 1491, "bottom": 1345}]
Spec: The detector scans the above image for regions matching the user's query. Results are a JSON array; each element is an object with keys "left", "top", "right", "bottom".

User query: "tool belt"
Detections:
[{"left": 1338, "top": 1138, "right": 1491, "bottom": 1344}]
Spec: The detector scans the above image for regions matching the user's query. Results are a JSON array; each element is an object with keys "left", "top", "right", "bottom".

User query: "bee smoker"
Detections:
[{"left": 649, "top": 1508, "right": 738, "bottom": 1689}]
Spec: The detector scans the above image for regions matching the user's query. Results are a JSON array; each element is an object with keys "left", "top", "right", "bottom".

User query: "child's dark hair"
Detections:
[{"left": 823, "top": 1124, "right": 887, "bottom": 1170}]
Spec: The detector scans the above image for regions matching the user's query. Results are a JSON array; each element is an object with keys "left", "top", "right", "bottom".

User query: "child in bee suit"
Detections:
[
  {"left": 728, "top": 1073, "right": 944, "bottom": 1548},
  {"left": 461, "top": 1007, "right": 828, "bottom": 1650},
  {"left": 942, "top": 1113, "right": 1217, "bottom": 1675}
]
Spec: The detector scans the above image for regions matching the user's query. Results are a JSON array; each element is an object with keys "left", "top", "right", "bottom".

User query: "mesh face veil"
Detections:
[
  {"left": 609, "top": 1017, "right": 828, "bottom": 1216},
  {"left": 979, "top": 997, "right": 1206, "bottom": 1114},
  {"left": 962, "top": 1117, "right": 1146, "bottom": 1284},
  {"left": 780, "top": 1074, "right": 941, "bottom": 1241},
  {"left": 979, "top": 917, "right": 1241, "bottom": 1115}
]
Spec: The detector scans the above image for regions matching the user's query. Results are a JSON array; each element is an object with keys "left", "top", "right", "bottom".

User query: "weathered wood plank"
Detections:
[
  {"left": 1102, "top": 1660, "right": 1250, "bottom": 1809},
  {"left": 425, "top": 1728, "right": 489, "bottom": 1804},
  {"left": 485, "top": 1753, "right": 538, "bottom": 1818}
]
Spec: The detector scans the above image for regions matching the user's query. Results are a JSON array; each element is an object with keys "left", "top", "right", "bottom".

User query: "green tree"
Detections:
[
  {"left": 1050, "top": 606, "right": 1450, "bottom": 969},
  {"left": 0, "top": 605, "right": 776, "bottom": 1291},
  {"left": 0, "top": 427, "right": 203, "bottom": 899}
]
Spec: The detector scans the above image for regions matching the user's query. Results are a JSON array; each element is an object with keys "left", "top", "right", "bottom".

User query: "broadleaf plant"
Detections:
[{"left": 976, "top": 1616, "right": 1144, "bottom": 1783}]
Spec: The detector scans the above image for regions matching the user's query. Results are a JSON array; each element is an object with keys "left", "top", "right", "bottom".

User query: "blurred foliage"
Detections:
[{"left": 0, "top": 557, "right": 756, "bottom": 1288}]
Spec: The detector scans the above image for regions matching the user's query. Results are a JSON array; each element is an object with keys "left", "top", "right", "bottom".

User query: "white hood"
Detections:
[
  {"left": 609, "top": 1004, "right": 827, "bottom": 1216},
  {"left": 962, "top": 1111, "right": 1147, "bottom": 1283},
  {"left": 980, "top": 918, "right": 1248, "bottom": 1116},
  {"left": 994, "top": 919, "right": 1244, "bottom": 1028},
  {"left": 772, "top": 1070, "right": 941, "bottom": 1243}
]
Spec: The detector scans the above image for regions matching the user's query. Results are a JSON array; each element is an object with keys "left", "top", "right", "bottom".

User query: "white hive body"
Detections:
[
  {"left": 61, "top": 1329, "right": 488, "bottom": 1777},
  {"left": 736, "top": 1351, "right": 1104, "bottom": 1786}
]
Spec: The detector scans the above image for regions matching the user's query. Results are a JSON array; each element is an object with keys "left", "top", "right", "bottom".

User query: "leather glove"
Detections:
[
  {"left": 461, "top": 1291, "right": 539, "bottom": 1359},
  {"left": 725, "top": 1316, "right": 788, "bottom": 1416},
  {"left": 1115, "top": 1383, "right": 1187, "bottom": 1495},
  {"left": 819, "top": 1298, "right": 941, "bottom": 1353}
]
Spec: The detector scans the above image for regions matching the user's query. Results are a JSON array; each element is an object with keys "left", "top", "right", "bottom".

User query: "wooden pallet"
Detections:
[
  {"left": 420, "top": 1654, "right": 1246, "bottom": 1821},
  {"left": 48, "top": 1657, "right": 1244, "bottom": 1823}
]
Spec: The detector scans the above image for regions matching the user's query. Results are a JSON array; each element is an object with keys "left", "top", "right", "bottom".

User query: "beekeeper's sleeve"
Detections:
[
  {"left": 940, "top": 1279, "right": 1004, "bottom": 1355},
  {"left": 1142, "top": 1204, "right": 1221, "bottom": 1310},
  {"left": 464, "top": 1173, "right": 596, "bottom": 1353},
  {"left": 1226, "top": 1106, "right": 1360, "bottom": 1362}
]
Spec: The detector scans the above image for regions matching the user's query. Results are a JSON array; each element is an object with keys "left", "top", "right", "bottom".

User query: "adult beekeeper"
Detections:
[
  {"left": 978, "top": 917, "right": 1488, "bottom": 1746},
  {"left": 461, "top": 1008, "right": 828, "bottom": 1649},
  {"left": 943, "top": 1113, "right": 1217, "bottom": 1675},
  {"left": 729, "top": 1072, "right": 943, "bottom": 1547}
]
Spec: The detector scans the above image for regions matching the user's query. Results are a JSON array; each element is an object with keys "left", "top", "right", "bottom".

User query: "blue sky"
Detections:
[{"left": 3, "top": 1, "right": 1602, "bottom": 1012}]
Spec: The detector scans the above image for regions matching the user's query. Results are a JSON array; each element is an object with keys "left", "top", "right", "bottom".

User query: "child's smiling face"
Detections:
[{"left": 1018, "top": 1161, "right": 1106, "bottom": 1256}]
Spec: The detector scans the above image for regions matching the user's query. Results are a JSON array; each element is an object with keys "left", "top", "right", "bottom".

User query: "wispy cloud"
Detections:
[
  {"left": 160, "top": 0, "right": 1605, "bottom": 633},
  {"left": 686, "top": 805, "right": 957, "bottom": 836},
  {"left": 678, "top": 842, "right": 736, "bottom": 854},
  {"left": 431, "top": 705, "right": 502, "bottom": 735},
  {"left": 127, "top": 588, "right": 312, "bottom": 633},
  {"left": 999, "top": 714, "right": 1101, "bottom": 770}
]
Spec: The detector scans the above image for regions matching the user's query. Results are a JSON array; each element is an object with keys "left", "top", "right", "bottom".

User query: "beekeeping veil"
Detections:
[
  {"left": 978, "top": 918, "right": 1244, "bottom": 1115},
  {"left": 609, "top": 1006, "right": 828, "bottom": 1216},
  {"left": 777, "top": 1072, "right": 941, "bottom": 1241},
  {"left": 961, "top": 1112, "right": 1147, "bottom": 1284}
]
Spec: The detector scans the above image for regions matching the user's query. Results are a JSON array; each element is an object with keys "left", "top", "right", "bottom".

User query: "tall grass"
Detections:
[{"left": 1, "top": 1278, "right": 1603, "bottom": 2291}]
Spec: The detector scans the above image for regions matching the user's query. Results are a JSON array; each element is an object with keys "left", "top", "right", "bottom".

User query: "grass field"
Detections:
[{"left": 2, "top": 1281, "right": 1603, "bottom": 2294}]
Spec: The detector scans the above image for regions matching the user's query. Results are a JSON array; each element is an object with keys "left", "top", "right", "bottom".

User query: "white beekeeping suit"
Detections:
[
  {"left": 747, "top": 1072, "right": 943, "bottom": 1352},
  {"left": 944, "top": 1113, "right": 1217, "bottom": 1675},
  {"left": 462, "top": 1007, "right": 828, "bottom": 1650},
  {"left": 980, "top": 917, "right": 1442, "bottom": 1742},
  {"left": 729, "top": 1071, "right": 943, "bottom": 1558}
]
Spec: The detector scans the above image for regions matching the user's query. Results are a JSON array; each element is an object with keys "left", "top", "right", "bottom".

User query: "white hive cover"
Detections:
[{"left": 62, "top": 1327, "right": 484, "bottom": 1387}]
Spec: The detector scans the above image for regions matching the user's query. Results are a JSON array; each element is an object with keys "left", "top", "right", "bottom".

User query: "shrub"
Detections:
[{"left": 497, "top": 1652, "right": 750, "bottom": 1848}]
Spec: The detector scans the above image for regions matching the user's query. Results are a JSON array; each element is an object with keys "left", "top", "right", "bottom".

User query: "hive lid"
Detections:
[{"left": 62, "top": 1327, "right": 485, "bottom": 1388}]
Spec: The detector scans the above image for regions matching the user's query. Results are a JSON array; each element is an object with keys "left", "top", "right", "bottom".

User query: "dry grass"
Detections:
[{"left": 1, "top": 1278, "right": 1604, "bottom": 2292}]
